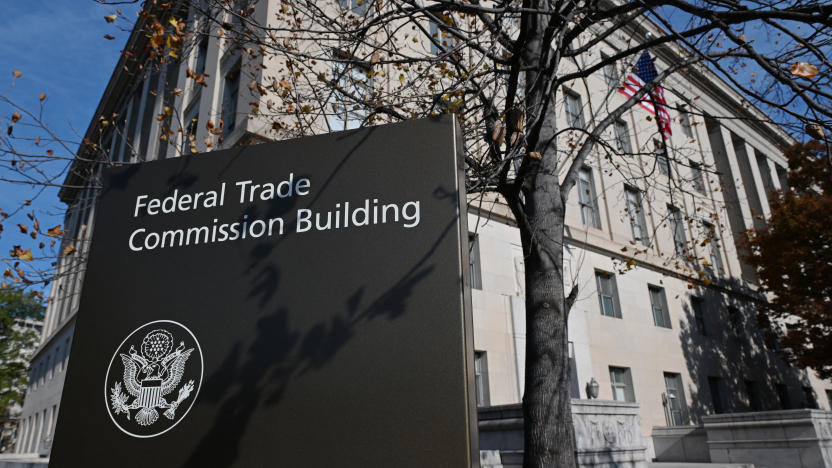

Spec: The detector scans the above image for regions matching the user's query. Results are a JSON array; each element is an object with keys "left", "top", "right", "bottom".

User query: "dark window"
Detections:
[
  {"left": 474, "top": 351, "right": 490, "bottom": 406},
  {"left": 691, "top": 297, "right": 706, "bottom": 336},
  {"left": 776, "top": 383, "right": 791, "bottom": 409},
  {"left": 664, "top": 372, "right": 688, "bottom": 425},
  {"left": 826, "top": 389, "right": 832, "bottom": 410},
  {"left": 609, "top": 366, "right": 636, "bottom": 402},
  {"left": 468, "top": 233, "right": 482, "bottom": 290},
  {"left": 803, "top": 386, "right": 818, "bottom": 409},
  {"left": 708, "top": 376, "right": 724, "bottom": 413},
  {"left": 596, "top": 271, "right": 621, "bottom": 318},
  {"left": 649, "top": 285, "right": 671, "bottom": 328},
  {"left": 194, "top": 34, "right": 209, "bottom": 77},
  {"left": 728, "top": 306, "right": 742, "bottom": 338},
  {"left": 222, "top": 60, "right": 241, "bottom": 138},
  {"left": 745, "top": 380, "right": 761, "bottom": 411}
]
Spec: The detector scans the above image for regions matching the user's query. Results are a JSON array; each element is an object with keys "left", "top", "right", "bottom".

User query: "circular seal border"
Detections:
[{"left": 103, "top": 319, "right": 204, "bottom": 438}]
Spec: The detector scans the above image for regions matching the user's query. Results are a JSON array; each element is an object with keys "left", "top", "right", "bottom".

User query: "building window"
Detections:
[
  {"left": 663, "top": 372, "right": 688, "bottom": 426},
  {"left": 690, "top": 161, "right": 706, "bottom": 194},
  {"left": 826, "top": 389, "right": 832, "bottom": 410},
  {"left": 221, "top": 60, "right": 241, "bottom": 138},
  {"left": 691, "top": 297, "right": 706, "bottom": 336},
  {"left": 649, "top": 285, "right": 671, "bottom": 328},
  {"left": 55, "top": 346, "right": 62, "bottom": 373},
  {"left": 330, "top": 59, "right": 372, "bottom": 131},
  {"left": 595, "top": 270, "right": 621, "bottom": 318},
  {"left": 184, "top": 100, "right": 200, "bottom": 146},
  {"left": 614, "top": 119, "right": 632, "bottom": 154},
  {"left": 708, "top": 376, "right": 724, "bottom": 413},
  {"left": 338, "top": 0, "right": 370, "bottom": 15},
  {"left": 564, "top": 89, "right": 585, "bottom": 129},
  {"left": 474, "top": 351, "right": 490, "bottom": 407},
  {"left": 745, "top": 380, "right": 761, "bottom": 411},
  {"left": 678, "top": 105, "right": 694, "bottom": 138},
  {"left": 609, "top": 366, "right": 635, "bottom": 402},
  {"left": 703, "top": 222, "right": 724, "bottom": 275},
  {"left": 429, "top": 21, "right": 459, "bottom": 54},
  {"left": 577, "top": 167, "right": 601, "bottom": 229},
  {"left": 468, "top": 233, "right": 482, "bottom": 290},
  {"left": 776, "top": 165, "right": 789, "bottom": 191},
  {"left": 625, "top": 187, "right": 648, "bottom": 245},
  {"left": 602, "top": 54, "right": 619, "bottom": 88},
  {"left": 194, "top": 34, "right": 209, "bottom": 78},
  {"left": 46, "top": 352, "right": 53, "bottom": 380},
  {"left": 63, "top": 337, "right": 71, "bottom": 371},
  {"left": 655, "top": 139, "right": 671, "bottom": 176},
  {"left": 803, "top": 386, "right": 818, "bottom": 409},
  {"left": 776, "top": 383, "right": 791, "bottom": 409},
  {"left": 668, "top": 205, "right": 686, "bottom": 256},
  {"left": 728, "top": 306, "right": 742, "bottom": 338}
]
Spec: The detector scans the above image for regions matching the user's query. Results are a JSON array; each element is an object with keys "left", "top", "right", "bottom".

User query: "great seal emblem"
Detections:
[{"left": 104, "top": 320, "right": 203, "bottom": 438}]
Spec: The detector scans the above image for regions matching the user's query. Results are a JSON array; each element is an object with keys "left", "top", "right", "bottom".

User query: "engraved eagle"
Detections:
[{"left": 109, "top": 329, "right": 195, "bottom": 426}]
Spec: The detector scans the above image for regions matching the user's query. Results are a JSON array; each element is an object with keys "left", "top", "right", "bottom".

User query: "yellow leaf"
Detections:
[
  {"left": 19, "top": 250, "right": 33, "bottom": 261},
  {"left": 790, "top": 62, "right": 818, "bottom": 79},
  {"left": 105, "top": 14, "right": 117, "bottom": 23}
]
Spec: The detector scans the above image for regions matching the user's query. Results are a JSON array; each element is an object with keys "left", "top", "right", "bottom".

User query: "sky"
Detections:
[{"left": 0, "top": 1, "right": 139, "bottom": 293}]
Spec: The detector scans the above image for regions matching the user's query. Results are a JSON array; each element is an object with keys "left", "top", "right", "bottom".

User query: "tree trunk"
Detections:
[{"left": 519, "top": 184, "right": 577, "bottom": 467}]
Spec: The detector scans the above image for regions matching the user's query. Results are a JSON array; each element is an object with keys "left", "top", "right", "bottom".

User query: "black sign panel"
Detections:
[{"left": 50, "top": 116, "right": 477, "bottom": 467}]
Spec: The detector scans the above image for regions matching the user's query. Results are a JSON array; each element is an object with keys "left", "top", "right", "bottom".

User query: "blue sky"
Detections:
[{"left": 0, "top": 1, "right": 138, "bottom": 292}]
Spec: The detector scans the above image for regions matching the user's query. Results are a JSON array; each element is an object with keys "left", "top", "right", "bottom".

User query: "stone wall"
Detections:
[
  {"left": 479, "top": 400, "right": 648, "bottom": 468},
  {"left": 703, "top": 409, "right": 832, "bottom": 468}
]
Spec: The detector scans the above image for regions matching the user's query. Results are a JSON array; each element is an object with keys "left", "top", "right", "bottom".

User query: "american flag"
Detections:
[{"left": 619, "top": 50, "right": 672, "bottom": 140}]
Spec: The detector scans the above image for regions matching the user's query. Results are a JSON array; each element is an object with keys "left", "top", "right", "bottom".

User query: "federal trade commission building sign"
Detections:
[{"left": 50, "top": 117, "right": 478, "bottom": 467}]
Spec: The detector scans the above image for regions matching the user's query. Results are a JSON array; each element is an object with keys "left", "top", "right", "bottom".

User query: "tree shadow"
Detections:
[
  {"left": 181, "top": 127, "right": 461, "bottom": 467},
  {"left": 678, "top": 276, "right": 814, "bottom": 424}
]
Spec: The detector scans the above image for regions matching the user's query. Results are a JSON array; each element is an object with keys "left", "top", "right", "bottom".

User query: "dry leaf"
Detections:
[
  {"left": 12, "top": 70, "right": 21, "bottom": 78},
  {"left": 105, "top": 14, "right": 117, "bottom": 22},
  {"left": 47, "top": 225, "right": 64, "bottom": 237},
  {"left": 63, "top": 245, "right": 76, "bottom": 256},
  {"left": 39, "top": 93, "right": 46, "bottom": 101},
  {"left": 104, "top": 34, "right": 116, "bottom": 40},
  {"left": 790, "top": 62, "right": 818, "bottom": 79}
]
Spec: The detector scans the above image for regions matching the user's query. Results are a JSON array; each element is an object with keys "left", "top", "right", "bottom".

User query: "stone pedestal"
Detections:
[
  {"left": 572, "top": 400, "right": 648, "bottom": 468},
  {"left": 479, "top": 400, "right": 648, "bottom": 468},
  {"left": 703, "top": 409, "right": 832, "bottom": 468}
]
